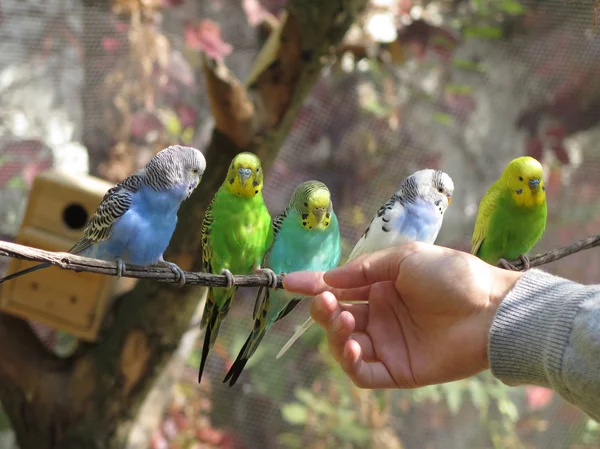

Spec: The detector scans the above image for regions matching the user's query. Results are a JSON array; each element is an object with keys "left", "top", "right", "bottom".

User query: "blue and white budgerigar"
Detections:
[
  {"left": 223, "top": 180, "right": 341, "bottom": 386},
  {"left": 276, "top": 169, "right": 454, "bottom": 359},
  {"left": 0, "top": 145, "right": 206, "bottom": 287}
]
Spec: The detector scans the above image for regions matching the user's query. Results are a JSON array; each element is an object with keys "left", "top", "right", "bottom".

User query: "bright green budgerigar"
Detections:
[
  {"left": 199, "top": 152, "right": 275, "bottom": 383},
  {"left": 471, "top": 156, "right": 547, "bottom": 270},
  {"left": 223, "top": 180, "right": 341, "bottom": 387}
]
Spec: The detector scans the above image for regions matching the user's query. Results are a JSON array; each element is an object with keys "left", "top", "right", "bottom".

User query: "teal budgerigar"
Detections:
[
  {"left": 223, "top": 180, "right": 341, "bottom": 386},
  {"left": 276, "top": 169, "right": 455, "bottom": 359},
  {"left": 471, "top": 156, "right": 547, "bottom": 270},
  {"left": 198, "top": 152, "right": 275, "bottom": 383},
  {"left": 0, "top": 145, "right": 206, "bottom": 286}
]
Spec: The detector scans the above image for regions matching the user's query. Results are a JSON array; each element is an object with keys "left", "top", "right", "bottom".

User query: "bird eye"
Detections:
[
  {"left": 519, "top": 176, "right": 523, "bottom": 181},
  {"left": 192, "top": 169, "right": 199, "bottom": 174},
  {"left": 437, "top": 188, "right": 444, "bottom": 193},
  {"left": 256, "top": 168, "right": 260, "bottom": 172}
]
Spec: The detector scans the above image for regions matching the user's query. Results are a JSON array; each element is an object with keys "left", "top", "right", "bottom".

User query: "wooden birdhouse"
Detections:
[{"left": 0, "top": 170, "right": 136, "bottom": 341}]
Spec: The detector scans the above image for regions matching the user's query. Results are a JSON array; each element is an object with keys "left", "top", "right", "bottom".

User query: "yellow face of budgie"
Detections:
[
  {"left": 293, "top": 181, "right": 333, "bottom": 231},
  {"left": 504, "top": 156, "right": 546, "bottom": 208},
  {"left": 225, "top": 152, "right": 264, "bottom": 198}
]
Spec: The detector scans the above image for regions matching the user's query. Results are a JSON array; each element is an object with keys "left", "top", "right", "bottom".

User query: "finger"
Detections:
[
  {"left": 339, "top": 303, "right": 369, "bottom": 333},
  {"left": 350, "top": 333, "right": 377, "bottom": 362},
  {"left": 323, "top": 242, "right": 426, "bottom": 289},
  {"left": 309, "top": 292, "right": 369, "bottom": 333},
  {"left": 310, "top": 293, "right": 354, "bottom": 363},
  {"left": 310, "top": 295, "right": 376, "bottom": 364},
  {"left": 283, "top": 271, "right": 372, "bottom": 302},
  {"left": 340, "top": 340, "right": 397, "bottom": 389}
]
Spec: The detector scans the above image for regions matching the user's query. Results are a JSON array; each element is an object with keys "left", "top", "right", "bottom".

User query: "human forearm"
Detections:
[{"left": 489, "top": 268, "right": 600, "bottom": 421}]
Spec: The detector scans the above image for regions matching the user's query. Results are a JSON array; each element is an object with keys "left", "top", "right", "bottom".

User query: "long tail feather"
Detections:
[
  {"left": 198, "top": 307, "right": 219, "bottom": 383},
  {"left": 276, "top": 316, "right": 314, "bottom": 359},
  {"left": 198, "top": 287, "right": 233, "bottom": 383},
  {"left": 223, "top": 327, "right": 266, "bottom": 387},
  {"left": 198, "top": 308, "right": 219, "bottom": 383},
  {"left": 0, "top": 262, "right": 51, "bottom": 284}
]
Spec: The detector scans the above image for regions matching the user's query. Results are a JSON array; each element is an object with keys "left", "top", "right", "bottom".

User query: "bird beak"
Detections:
[
  {"left": 238, "top": 168, "right": 251, "bottom": 187},
  {"left": 528, "top": 178, "right": 540, "bottom": 193},
  {"left": 312, "top": 208, "right": 326, "bottom": 223},
  {"left": 447, "top": 195, "right": 452, "bottom": 206}
]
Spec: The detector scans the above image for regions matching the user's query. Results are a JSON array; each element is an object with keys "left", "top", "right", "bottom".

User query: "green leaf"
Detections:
[
  {"left": 433, "top": 112, "right": 454, "bottom": 126},
  {"left": 281, "top": 403, "right": 308, "bottom": 425},
  {"left": 463, "top": 26, "right": 502, "bottom": 39},
  {"left": 334, "top": 422, "right": 370, "bottom": 444},
  {"left": 500, "top": 0, "right": 526, "bottom": 15},
  {"left": 442, "top": 382, "right": 464, "bottom": 415},
  {"left": 0, "top": 405, "right": 11, "bottom": 431},
  {"left": 277, "top": 433, "right": 303, "bottom": 449},
  {"left": 497, "top": 397, "right": 519, "bottom": 422},
  {"left": 467, "top": 379, "right": 490, "bottom": 418},
  {"left": 182, "top": 127, "right": 194, "bottom": 144},
  {"left": 452, "top": 58, "right": 486, "bottom": 72},
  {"left": 295, "top": 388, "right": 317, "bottom": 406},
  {"left": 7, "top": 176, "right": 26, "bottom": 190},
  {"left": 446, "top": 83, "right": 474, "bottom": 95},
  {"left": 163, "top": 109, "right": 183, "bottom": 136}
]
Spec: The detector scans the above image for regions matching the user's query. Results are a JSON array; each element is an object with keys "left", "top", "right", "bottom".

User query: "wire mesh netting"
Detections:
[{"left": 1, "top": 0, "right": 600, "bottom": 448}]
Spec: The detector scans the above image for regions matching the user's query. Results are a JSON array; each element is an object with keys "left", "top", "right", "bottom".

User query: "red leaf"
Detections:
[
  {"left": 185, "top": 20, "right": 232, "bottom": 61},
  {"left": 113, "top": 20, "right": 129, "bottom": 33},
  {"left": 525, "top": 136, "right": 544, "bottom": 161},
  {"left": 397, "top": 0, "right": 413, "bottom": 15},
  {"left": 196, "top": 427, "right": 224, "bottom": 445},
  {"left": 131, "top": 112, "right": 163, "bottom": 138},
  {"left": 102, "top": 37, "right": 122, "bottom": 52},
  {"left": 552, "top": 143, "right": 570, "bottom": 165},
  {"left": 150, "top": 430, "right": 169, "bottom": 449},
  {"left": 161, "top": 0, "right": 185, "bottom": 6},
  {"left": 525, "top": 386, "right": 553, "bottom": 410},
  {"left": 177, "top": 104, "right": 197, "bottom": 128},
  {"left": 243, "top": 0, "right": 269, "bottom": 26}
]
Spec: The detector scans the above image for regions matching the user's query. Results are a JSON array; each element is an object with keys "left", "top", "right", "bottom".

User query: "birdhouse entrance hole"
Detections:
[{"left": 62, "top": 203, "right": 88, "bottom": 230}]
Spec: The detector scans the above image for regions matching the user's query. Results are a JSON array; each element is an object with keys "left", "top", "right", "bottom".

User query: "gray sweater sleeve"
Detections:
[{"left": 489, "top": 268, "right": 600, "bottom": 421}]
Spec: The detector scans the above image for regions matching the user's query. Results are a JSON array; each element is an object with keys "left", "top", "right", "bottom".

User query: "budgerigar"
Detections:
[
  {"left": 198, "top": 152, "right": 275, "bottom": 383},
  {"left": 276, "top": 169, "right": 454, "bottom": 359},
  {"left": 471, "top": 156, "right": 547, "bottom": 270},
  {"left": 0, "top": 145, "right": 206, "bottom": 286},
  {"left": 223, "top": 180, "right": 341, "bottom": 386}
]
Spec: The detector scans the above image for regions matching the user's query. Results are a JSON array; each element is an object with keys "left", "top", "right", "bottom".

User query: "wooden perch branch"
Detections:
[
  {"left": 499, "top": 233, "right": 600, "bottom": 271},
  {"left": 0, "top": 241, "right": 284, "bottom": 288},
  {"left": 2, "top": 232, "right": 600, "bottom": 290}
]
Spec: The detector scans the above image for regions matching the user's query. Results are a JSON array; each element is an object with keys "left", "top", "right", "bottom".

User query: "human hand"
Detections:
[{"left": 282, "top": 242, "right": 522, "bottom": 389}]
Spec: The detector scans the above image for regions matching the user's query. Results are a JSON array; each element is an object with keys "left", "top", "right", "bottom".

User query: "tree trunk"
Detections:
[{"left": 0, "top": 1, "right": 368, "bottom": 448}]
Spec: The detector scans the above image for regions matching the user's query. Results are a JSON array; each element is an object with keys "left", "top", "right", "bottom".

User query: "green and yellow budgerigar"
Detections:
[
  {"left": 471, "top": 156, "right": 547, "bottom": 270},
  {"left": 199, "top": 152, "right": 275, "bottom": 383}
]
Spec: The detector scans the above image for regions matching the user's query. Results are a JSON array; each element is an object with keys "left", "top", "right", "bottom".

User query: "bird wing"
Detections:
[
  {"left": 471, "top": 181, "right": 501, "bottom": 256},
  {"left": 69, "top": 174, "right": 143, "bottom": 254},
  {"left": 252, "top": 207, "right": 288, "bottom": 320},
  {"left": 347, "top": 195, "right": 407, "bottom": 261},
  {"left": 200, "top": 194, "right": 218, "bottom": 274}
]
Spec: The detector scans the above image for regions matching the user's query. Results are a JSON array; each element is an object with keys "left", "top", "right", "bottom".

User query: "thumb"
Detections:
[{"left": 323, "top": 242, "right": 425, "bottom": 289}]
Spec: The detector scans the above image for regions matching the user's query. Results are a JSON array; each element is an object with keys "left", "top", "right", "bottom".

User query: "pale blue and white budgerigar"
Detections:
[
  {"left": 0, "top": 145, "right": 206, "bottom": 286},
  {"left": 223, "top": 180, "right": 341, "bottom": 386},
  {"left": 276, "top": 169, "right": 454, "bottom": 359}
]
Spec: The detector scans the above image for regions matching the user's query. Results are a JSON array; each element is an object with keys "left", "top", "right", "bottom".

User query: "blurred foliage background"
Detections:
[{"left": 1, "top": 0, "right": 600, "bottom": 448}]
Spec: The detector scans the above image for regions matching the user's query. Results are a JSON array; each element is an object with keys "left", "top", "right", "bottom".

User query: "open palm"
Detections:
[{"left": 283, "top": 243, "right": 521, "bottom": 389}]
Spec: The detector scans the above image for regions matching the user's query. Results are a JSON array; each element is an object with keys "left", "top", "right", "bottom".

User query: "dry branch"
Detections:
[
  {"left": 500, "top": 233, "right": 600, "bottom": 271},
  {"left": 0, "top": 240, "right": 284, "bottom": 288},
  {"left": 1, "top": 232, "right": 599, "bottom": 291}
]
